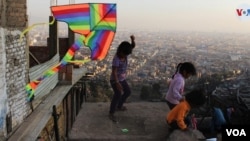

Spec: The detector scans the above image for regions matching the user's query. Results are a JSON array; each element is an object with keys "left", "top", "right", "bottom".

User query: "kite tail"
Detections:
[{"left": 25, "top": 36, "right": 85, "bottom": 101}]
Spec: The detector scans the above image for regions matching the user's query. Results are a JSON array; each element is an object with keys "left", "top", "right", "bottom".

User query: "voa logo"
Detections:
[
  {"left": 226, "top": 129, "right": 246, "bottom": 136},
  {"left": 236, "top": 4, "right": 250, "bottom": 21},
  {"left": 236, "top": 9, "right": 250, "bottom": 16}
]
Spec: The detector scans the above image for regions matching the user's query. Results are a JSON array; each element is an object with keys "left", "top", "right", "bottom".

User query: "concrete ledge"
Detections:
[
  {"left": 167, "top": 129, "right": 206, "bottom": 141},
  {"left": 8, "top": 85, "right": 72, "bottom": 141},
  {"left": 8, "top": 67, "right": 87, "bottom": 141}
]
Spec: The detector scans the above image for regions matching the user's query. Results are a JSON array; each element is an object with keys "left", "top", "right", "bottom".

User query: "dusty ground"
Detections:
[{"left": 67, "top": 89, "right": 212, "bottom": 141}]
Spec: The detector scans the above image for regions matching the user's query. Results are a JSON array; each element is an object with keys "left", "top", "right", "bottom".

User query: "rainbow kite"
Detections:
[
  {"left": 25, "top": 3, "right": 117, "bottom": 101},
  {"left": 51, "top": 3, "right": 116, "bottom": 60}
]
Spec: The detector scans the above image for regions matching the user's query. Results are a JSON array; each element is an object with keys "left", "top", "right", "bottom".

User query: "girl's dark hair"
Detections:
[
  {"left": 185, "top": 89, "right": 206, "bottom": 108},
  {"left": 116, "top": 41, "right": 133, "bottom": 56},
  {"left": 172, "top": 63, "right": 182, "bottom": 78},
  {"left": 179, "top": 62, "right": 197, "bottom": 76}
]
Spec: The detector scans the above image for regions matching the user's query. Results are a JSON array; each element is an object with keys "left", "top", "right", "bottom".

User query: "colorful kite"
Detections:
[
  {"left": 25, "top": 3, "right": 117, "bottom": 101},
  {"left": 51, "top": 3, "right": 116, "bottom": 60}
]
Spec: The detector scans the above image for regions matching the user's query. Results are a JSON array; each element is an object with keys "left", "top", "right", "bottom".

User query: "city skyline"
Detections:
[{"left": 28, "top": 0, "right": 250, "bottom": 33}]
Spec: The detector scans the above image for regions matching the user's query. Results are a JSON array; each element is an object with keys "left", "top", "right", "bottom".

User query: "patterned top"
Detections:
[{"left": 110, "top": 55, "right": 128, "bottom": 81}]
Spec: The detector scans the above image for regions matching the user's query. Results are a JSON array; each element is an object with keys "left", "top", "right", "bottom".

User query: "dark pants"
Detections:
[
  {"left": 211, "top": 107, "right": 227, "bottom": 133},
  {"left": 166, "top": 100, "right": 177, "bottom": 110},
  {"left": 109, "top": 80, "right": 131, "bottom": 114}
]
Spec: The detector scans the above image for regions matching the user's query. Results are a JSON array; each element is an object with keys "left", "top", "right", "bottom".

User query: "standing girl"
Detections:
[{"left": 109, "top": 35, "right": 136, "bottom": 122}]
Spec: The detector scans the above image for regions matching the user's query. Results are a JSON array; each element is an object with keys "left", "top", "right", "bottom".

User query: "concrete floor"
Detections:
[{"left": 68, "top": 102, "right": 170, "bottom": 141}]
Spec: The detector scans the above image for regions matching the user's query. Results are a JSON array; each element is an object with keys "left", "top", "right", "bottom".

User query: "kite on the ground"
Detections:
[{"left": 25, "top": 3, "right": 117, "bottom": 101}]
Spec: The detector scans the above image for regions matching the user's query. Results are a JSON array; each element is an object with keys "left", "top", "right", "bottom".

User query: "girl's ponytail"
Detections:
[{"left": 172, "top": 63, "right": 182, "bottom": 79}]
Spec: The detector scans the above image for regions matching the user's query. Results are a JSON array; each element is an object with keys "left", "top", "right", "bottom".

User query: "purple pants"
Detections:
[{"left": 109, "top": 80, "right": 131, "bottom": 114}]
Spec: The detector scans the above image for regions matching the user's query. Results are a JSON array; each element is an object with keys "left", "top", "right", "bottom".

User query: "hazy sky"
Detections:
[{"left": 27, "top": 0, "right": 250, "bottom": 33}]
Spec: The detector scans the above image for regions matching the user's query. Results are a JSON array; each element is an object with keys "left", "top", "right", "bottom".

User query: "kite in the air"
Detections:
[{"left": 25, "top": 3, "right": 117, "bottom": 101}]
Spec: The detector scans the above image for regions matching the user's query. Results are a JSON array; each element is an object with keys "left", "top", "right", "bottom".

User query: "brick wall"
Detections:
[
  {"left": 0, "top": 0, "right": 29, "bottom": 139},
  {"left": 1, "top": 0, "right": 28, "bottom": 28},
  {"left": 5, "top": 29, "right": 30, "bottom": 131}
]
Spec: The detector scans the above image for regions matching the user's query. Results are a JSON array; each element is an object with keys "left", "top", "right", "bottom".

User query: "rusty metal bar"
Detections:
[{"left": 52, "top": 105, "right": 60, "bottom": 141}]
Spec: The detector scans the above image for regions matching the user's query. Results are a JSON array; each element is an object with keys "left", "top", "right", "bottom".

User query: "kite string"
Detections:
[{"left": 19, "top": 17, "right": 55, "bottom": 42}]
